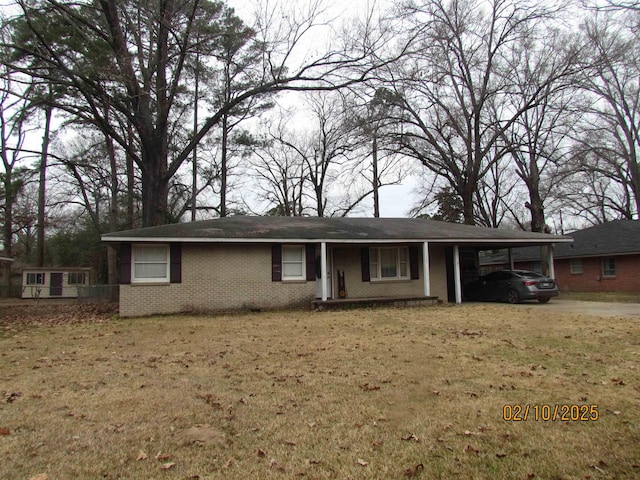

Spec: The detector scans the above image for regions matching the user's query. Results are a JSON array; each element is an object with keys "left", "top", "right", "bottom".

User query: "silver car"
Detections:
[{"left": 465, "top": 270, "right": 559, "bottom": 304}]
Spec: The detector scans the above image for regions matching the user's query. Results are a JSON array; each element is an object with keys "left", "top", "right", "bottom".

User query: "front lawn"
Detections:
[{"left": 1, "top": 304, "right": 639, "bottom": 479}]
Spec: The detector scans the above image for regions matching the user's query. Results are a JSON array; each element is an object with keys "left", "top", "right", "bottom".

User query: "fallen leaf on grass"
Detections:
[
  {"left": 155, "top": 452, "right": 171, "bottom": 460},
  {"left": 463, "top": 444, "right": 480, "bottom": 454},
  {"left": 257, "top": 448, "right": 266, "bottom": 457},
  {"left": 4, "top": 392, "right": 21, "bottom": 403},
  {"left": 401, "top": 433, "right": 420, "bottom": 442},
  {"left": 161, "top": 462, "right": 176, "bottom": 470},
  {"left": 136, "top": 450, "right": 148, "bottom": 461},
  {"left": 308, "top": 459, "right": 322, "bottom": 465},
  {"left": 357, "top": 459, "right": 369, "bottom": 466},
  {"left": 404, "top": 463, "right": 424, "bottom": 477},
  {"left": 495, "top": 453, "right": 507, "bottom": 458},
  {"left": 613, "top": 410, "right": 622, "bottom": 415},
  {"left": 269, "top": 458, "right": 285, "bottom": 471},
  {"left": 222, "top": 458, "right": 234, "bottom": 469},
  {"left": 0, "top": 427, "right": 10, "bottom": 436},
  {"left": 284, "top": 440, "right": 296, "bottom": 446},
  {"left": 360, "top": 383, "right": 380, "bottom": 391}
]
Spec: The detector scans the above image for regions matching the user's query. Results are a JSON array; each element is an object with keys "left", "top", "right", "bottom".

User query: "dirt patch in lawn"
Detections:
[{"left": 1, "top": 303, "right": 639, "bottom": 479}]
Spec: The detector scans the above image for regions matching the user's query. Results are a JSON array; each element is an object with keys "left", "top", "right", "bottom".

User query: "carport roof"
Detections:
[{"left": 102, "top": 216, "right": 571, "bottom": 246}]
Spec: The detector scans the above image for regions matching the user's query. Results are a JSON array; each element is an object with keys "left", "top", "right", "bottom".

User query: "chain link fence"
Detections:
[{"left": 77, "top": 285, "right": 120, "bottom": 303}]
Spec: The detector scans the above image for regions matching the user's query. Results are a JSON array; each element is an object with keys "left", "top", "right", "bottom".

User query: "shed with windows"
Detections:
[{"left": 21, "top": 267, "right": 93, "bottom": 299}]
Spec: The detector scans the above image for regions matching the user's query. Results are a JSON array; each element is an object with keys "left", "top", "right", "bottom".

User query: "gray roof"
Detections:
[
  {"left": 102, "top": 216, "right": 570, "bottom": 246},
  {"left": 557, "top": 220, "right": 640, "bottom": 257},
  {"left": 481, "top": 219, "right": 640, "bottom": 263}
]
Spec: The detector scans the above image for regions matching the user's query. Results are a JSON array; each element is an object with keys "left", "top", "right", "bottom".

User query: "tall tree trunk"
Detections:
[
  {"left": 220, "top": 113, "right": 228, "bottom": 217},
  {"left": 140, "top": 138, "right": 169, "bottom": 227},
  {"left": 461, "top": 182, "right": 475, "bottom": 225},
  {"left": 126, "top": 123, "right": 135, "bottom": 229},
  {"left": 372, "top": 133, "right": 379, "bottom": 218},
  {"left": 37, "top": 103, "right": 52, "bottom": 267},
  {"left": 105, "top": 123, "right": 119, "bottom": 288},
  {"left": 192, "top": 52, "right": 199, "bottom": 221}
]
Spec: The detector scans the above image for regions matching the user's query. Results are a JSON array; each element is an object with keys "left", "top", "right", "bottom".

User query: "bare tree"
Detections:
[
  {"left": 391, "top": 0, "right": 570, "bottom": 225},
  {"left": 571, "top": 10, "right": 640, "bottom": 219},
  {"left": 6, "top": 0, "right": 401, "bottom": 227},
  {"left": 0, "top": 61, "right": 35, "bottom": 256}
]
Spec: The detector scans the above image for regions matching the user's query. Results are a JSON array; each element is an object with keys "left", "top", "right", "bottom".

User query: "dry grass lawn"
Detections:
[{"left": 1, "top": 303, "right": 639, "bottom": 479}]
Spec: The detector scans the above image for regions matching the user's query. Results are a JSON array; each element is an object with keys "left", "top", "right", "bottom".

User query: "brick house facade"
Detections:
[
  {"left": 482, "top": 220, "right": 640, "bottom": 293},
  {"left": 103, "top": 217, "right": 569, "bottom": 317}
]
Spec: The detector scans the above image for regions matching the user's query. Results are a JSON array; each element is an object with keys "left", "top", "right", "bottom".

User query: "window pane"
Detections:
[
  {"left": 135, "top": 246, "right": 167, "bottom": 262},
  {"left": 135, "top": 263, "right": 167, "bottom": 278},
  {"left": 283, "top": 263, "right": 303, "bottom": 277},
  {"left": 380, "top": 249, "right": 397, "bottom": 277},
  {"left": 283, "top": 247, "right": 303, "bottom": 262},
  {"left": 570, "top": 259, "right": 582, "bottom": 274},
  {"left": 602, "top": 258, "right": 616, "bottom": 276}
]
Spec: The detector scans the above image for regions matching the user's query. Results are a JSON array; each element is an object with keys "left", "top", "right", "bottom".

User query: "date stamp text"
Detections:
[{"left": 503, "top": 404, "right": 599, "bottom": 422}]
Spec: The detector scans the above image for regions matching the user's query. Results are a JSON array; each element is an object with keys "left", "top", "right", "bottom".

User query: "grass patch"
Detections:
[
  {"left": 559, "top": 291, "right": 640, "bottom": 303},
  {"left": 1, "top": 304, "right": 639, "bottom": 479}
]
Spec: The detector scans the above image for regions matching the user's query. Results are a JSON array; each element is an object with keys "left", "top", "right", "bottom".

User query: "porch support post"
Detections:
[
  {"left": 453, "top": 245, "right": 462, "bottom": 304},
  {"left": 321, "top": 241, "right": 328, "bottom": 301},
  {"left": 422, "top": 241, "right": 430, "bottom": 297},
  {"left": 508, "top": 247, "right": 514, "bottom": 270},
  {"left": 547, "top": 244, "right": 555, "bottom": 279}
]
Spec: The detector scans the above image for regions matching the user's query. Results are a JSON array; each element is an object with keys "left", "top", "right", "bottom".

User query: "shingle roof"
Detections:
[
  {"left": 556, "top": 220, "right": 640, "bottom": 258},
  {"left": 481, "top": 219, "right": 640, "bottom": 263},
  {"left": 102, "top": 216, "right": 570, "bottom": 246}
]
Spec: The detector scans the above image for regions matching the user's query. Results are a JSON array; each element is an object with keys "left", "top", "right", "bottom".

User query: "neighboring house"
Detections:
[
  {"left": 481, "top": 220, "right": 640, "bottom": 292},
  {"left": 21, "top": 267, "right": 93, "bottom": 299},
  {"left": 102, "top": 216, "right": 570, "bottom": 317}
]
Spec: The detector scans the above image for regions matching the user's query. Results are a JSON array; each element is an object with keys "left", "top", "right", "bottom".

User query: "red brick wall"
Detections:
[{"left": 554, "top": 254, "right": 640, "bottom": 292}]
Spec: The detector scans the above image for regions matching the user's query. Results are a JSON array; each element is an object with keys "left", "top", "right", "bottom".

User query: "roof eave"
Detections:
[{"left": 101, "top": 235, "right": 572, "bottom": 245}]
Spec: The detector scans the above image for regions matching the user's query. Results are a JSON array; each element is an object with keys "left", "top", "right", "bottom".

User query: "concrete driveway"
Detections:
[{"left": 518, "top": 298, "right": 640, "bottom": 319}]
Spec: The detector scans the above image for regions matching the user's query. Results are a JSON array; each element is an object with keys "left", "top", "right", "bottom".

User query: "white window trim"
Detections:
[
  {"left": 570, "top": 258, "right": 583, "bottom": 275},
  {"left": 26, "top": 272, "right": 45, "bottom": 285},
  {"left": 370, "top": 247, "right": 410, "bottom": 281},
  {"left": 132, "top": 244, "right": 170, "bottom": 283},
  {"left": 282, "top": 245, "right": 306, "bottom": 281}
]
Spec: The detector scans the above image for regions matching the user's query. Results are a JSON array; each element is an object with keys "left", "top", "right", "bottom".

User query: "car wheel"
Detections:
[
  {"left": 538, "top": 297, "right": 551, "bottom": 304},
  {"left": 506, "top": 289, "right": 520, "bottom": 304}
]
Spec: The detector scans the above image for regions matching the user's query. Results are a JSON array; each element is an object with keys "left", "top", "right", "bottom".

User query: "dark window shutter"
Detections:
[
  {"left": 409, "top": 246, "right": 420, "bottom": 280},
  {"left": 272, "top": 244, "right": 282, "bottom": 281},
  {"left": 170, "top": 243, "right": 182, "bottom": 283},
  {"left": 305, "top": 244, "right": 316, "bottom": 281},
  {"left": 361, "top": 247, "right": 370, "bottom": 282},
  {"left": 120, "top": 243, "right": 131, "bottom": 284}
]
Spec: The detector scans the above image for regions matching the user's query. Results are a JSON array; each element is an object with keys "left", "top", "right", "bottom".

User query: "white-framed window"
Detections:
[
  {"left": 132, "top": 245, "right": 169, "bottom": 283},
  {"left": 602, "top": 257, "right": 616, "bottom": 278},
  {"left": 282, "top": 245, "right": 306, "bottom": 281},
  {"left": 68, "top": 272, "right": 87, "bottom": 285},
  {"left": 370, "top": 247, "right": 409, "bottom": 280},
  {"left": 570, "top": 258, "right": 583, "bottom": 274},
  {"left": 26, "top": 272, "right": 45, "bottom": 285}
]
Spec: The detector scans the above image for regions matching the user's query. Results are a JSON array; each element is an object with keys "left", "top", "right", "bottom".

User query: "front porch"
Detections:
[{"left": 311, "top": 295, "right": 440, "bottom": 311}]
